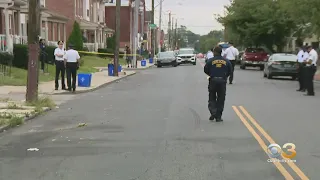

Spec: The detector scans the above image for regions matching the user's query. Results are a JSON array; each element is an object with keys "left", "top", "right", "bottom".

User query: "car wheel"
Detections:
[
  {"left": 291, "top": 76, "right": 297, "bottom": 80},
  {"left": 157, "top": 64, "right": 162, "bottom": 68},
  {"left": 260, "top": 66, "right": 264, "bottom": 71},
  {"left": 192, "top": 62, "right": 196, "bottom": 65},
  {"left": 240, "top": 64, "right": 246, "bottom": 69},
  {"left": 173, "top": 62, "right": 178, "bottom": 67}
]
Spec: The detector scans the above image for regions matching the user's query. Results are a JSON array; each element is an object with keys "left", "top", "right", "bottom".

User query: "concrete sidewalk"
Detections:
[{"left": 0, "top": 70, "right": 136, "bottom": 96}]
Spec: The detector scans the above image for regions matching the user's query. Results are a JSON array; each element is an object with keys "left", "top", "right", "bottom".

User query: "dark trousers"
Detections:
[
  {"left": 55, "top": 61, "right": 66, "bottom": 89},
  {"left": 40, "top": 54, "right": 45, "bottom": 71},
  {"left": 208, "top": 78, "right": 227, "bottom": 118},
  {"left": 66, "top": 62, "right": 78, "bottom": 91},
  {"left": 298, "top": 63, "right": 306, "bottom": 90},
  {"left": 304, "top": 65, "right": 317, "bottom": 95},
  {"left": 229, "top": 60, "right": 236, "bottom": 83}
]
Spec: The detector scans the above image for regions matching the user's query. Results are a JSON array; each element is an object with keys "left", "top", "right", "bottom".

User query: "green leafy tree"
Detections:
[
  {"left": 199, "top": 30, "right": 223, "bottom": 53},
  {"left": 106, "top": 35, "right": 115, "bottom": 50},
  {"left": 218, "top": 0, "right": 296, "bottom": 52},
  {"left": 67, "top": 21, "right": 83, "bottom": 50}
]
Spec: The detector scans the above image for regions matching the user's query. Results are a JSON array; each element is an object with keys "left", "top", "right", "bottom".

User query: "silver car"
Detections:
[{"left": 156, "top": 51, "right": 178, "bottom": 68}]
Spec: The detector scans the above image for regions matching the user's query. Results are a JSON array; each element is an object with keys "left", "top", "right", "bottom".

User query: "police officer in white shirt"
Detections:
[
  {"left": 223, "top": 42, "right": 239, "bottom": 84},
  {"left": 64, "top": 44, "right": 80, "bottom": 92},
  {"left": 54, "top": 41, "right": 66, "bottom": 90},
  {"left": 205, "top": 48, "right": 214, "bottom": 63},
  {"left": 303, "top": 46, "right": 318, "bottom": 96},
  {"left": 296, "top": 46, "right": 307, "bottom": 91}
]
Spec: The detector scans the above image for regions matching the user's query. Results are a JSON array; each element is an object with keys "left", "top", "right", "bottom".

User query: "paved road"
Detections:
[{"left": 0, "top": 59, "right": 319, "bottom": 180}]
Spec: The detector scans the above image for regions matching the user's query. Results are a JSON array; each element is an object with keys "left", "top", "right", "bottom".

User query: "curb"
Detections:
[
  {"left": 49, "top": 72, "right": 137, "bottom": 95},
  {"left": 122, "top": 64, "right": 154, "bottom": 71},
  {"left": 0, "top": 107, "right": 52, "bottom": 133}
]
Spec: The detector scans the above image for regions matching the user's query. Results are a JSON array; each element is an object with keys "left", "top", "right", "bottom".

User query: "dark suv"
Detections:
[{"left": 240, "top": 48, "right": 269, "bottom": 70}]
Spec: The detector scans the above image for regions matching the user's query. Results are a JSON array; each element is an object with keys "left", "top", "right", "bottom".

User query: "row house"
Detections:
[
  {"left": 0, "top": 0, "right": 27, "bottom": 52},
  {"left": 105, "top": 0, "right": 146, "bottom": 52},
  {"left": 0, "top": 0, "right": 113, "bottom": 53},
  {"left": 37, "top": 0, "right": 113, "bottom": 51}
]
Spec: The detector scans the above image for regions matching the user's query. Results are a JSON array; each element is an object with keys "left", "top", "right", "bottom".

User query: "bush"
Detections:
[
  {"left": 67, "top": 21, "right": 83, "bottom": 51},
  {"left": 0, "top": 52, "right": 13, "bottom": 66},
  {"left": 11, "top": 44, "right": 56, "bottom": 69},
  {"left": 13, "top": 44, "right": 28, "bottom": 69}
]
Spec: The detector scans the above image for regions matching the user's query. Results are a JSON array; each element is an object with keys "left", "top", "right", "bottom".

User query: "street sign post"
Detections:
[{"left": 149, "top": 24, "right": 157, "bottom": 29}]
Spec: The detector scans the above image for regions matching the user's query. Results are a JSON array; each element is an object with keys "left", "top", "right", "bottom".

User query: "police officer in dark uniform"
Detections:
[{"left": 204, "top": 46, "right": 232, "bottom": 122}]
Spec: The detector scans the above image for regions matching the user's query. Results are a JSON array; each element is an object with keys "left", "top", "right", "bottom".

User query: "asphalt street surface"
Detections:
[{"left": 0, "top": 58, "right": 319, "bottom": 180}]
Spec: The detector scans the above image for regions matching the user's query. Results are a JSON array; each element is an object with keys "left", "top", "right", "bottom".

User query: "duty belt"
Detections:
[{"left": 211, "top": 77, "right": 224, "bottom": 79}]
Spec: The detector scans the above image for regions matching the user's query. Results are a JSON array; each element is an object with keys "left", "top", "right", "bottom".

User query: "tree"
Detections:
[
  {"left": 106, "top": 35, "right": 115, "bottom": 50},
  {"left": 218, "top": 0, "right": 296, "bottom": 52},
  {"left": 199, "top": 30, "right": 223, "bottom": 53},
  {"left": 67, "top": 21, "right": 83, "bottom": 50}
]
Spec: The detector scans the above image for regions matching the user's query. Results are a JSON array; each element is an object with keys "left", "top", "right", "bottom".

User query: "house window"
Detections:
[{"left": 40, "top": 0, "right": 45, "bottom": 7}]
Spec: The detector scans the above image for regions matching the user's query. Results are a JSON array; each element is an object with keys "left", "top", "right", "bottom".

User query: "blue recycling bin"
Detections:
[
  {"left": 141, "top": 60, "right": 146, "bottom": 67},
  {"left": 149, "top": 58, "right": 153, "bottom": 64},
  {"left": 78, "top": 73, "right": 92, "bottom": 87},
  {"left": 108, "top": 64, "right": 122, "bottom": 76}
]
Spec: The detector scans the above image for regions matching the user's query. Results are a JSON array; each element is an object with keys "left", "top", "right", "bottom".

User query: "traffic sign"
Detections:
[{"left": 149, "top": 24, "right": 157, "bottom": 29}]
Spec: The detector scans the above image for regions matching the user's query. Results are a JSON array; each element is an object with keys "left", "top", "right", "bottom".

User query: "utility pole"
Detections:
[
  {"left": 171, "top": 17, "right": 174, "bottom": 49},
  {"left": 26, "top": 0, "right": 41, "bottom": 102},
  {"left": 151, "top": 0, "right": 155, "bottom": 57},
  {"left": 114, "top": 0, "right": 120, "bottom": 76},
  {"left": 158, "top": 0, "right": 162, "bottom": 53},
  {"left": 167, "top": 12, "right": 171, "bottom": 51},
  {"left": 174, "top": 19, "right": 177, "bottom": 50},
  {"left": 132, "top": 0, "right": 139, "bottom": 68}
]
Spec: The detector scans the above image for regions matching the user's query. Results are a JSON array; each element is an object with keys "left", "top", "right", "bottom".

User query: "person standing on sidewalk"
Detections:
[
  {"left": 223, "top": 42, "right": 239, "bottom": 84},
  {"left": 303, "top": 46, "right": 318, "bottom": 96},
  {"left": 64, "top": 44, "right": 80, "bottom": 92},
  {"left": 296, "top": 46, "right": 307, "bottom": 92},
  {"left": 125, "top": 46, "right": 132, "bottom": 68},
  {"left": 54, "top": 41, "right": 66, "bottom": 90},
  {"left": 39, "top": 39, "right": 47, "bottom": 73}
]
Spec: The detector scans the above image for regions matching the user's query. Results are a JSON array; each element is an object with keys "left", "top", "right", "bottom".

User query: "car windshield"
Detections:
[
  {"left": 246, "top": 48, "right": 265, "bottom": 53},
  {"left": 178, "top": 49, "right": 194, "bottom": 54},
  {"left": 273, "top": 54, "right": 297, "bottom": 61},
  {"left": 158, "top": 52, "right": 174, "bottom": 58}
]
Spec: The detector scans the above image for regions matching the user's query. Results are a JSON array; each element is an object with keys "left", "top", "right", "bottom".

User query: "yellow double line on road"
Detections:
[{"left": 232, "top": 106, "right": 309, "bottom": 180}]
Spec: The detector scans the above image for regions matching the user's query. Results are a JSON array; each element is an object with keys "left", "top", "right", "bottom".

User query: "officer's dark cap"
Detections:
[{"left": 213, "top": 46, "right": 222, "bottom": 55}]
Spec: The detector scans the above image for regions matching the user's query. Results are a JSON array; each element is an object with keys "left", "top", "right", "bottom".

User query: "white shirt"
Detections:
[
  {"left": 307, "top": 49, "right": 318, "bottom": 66},
  {"left": 303, "top": 51, "right": 309, "bottom": 61},
  {"left": 54, "top": 48, "right": 65, "bottom": 61},
  {"left": 224, "top": 46, "right": 239, "bottom": 60},
  {"left": 206, "top": 51, "right": 213, "bottom": 59},
  {"left": 64, "top": 49, "right": 80, "bottom": 63},
  {"left": 297, "top": 50, "right": 304, "bottom": 62}
]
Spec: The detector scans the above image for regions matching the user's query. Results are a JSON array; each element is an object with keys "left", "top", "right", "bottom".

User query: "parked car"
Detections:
[
  {"left": 263, "top": 53, "right": 299, "bottom": 80},
  {"left": 156, "top": 51, "right": 178, "bottom": 67},
  {"left": 240, "top": 48, "right": 269, "bottom": 70},
  {"left": 176, "top": 48, "right": 196, "bottom": 65}
]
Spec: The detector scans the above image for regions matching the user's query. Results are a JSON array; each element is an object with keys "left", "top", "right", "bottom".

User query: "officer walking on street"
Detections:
[
  {"left": 204, "top": 46, "right": 232, "bottom": 122},
  {"left": 223, "top": 42, "right": 239, "bottom": 84},
  {"left": 303, "top": 46, "right": 318, "bottom": 96}
]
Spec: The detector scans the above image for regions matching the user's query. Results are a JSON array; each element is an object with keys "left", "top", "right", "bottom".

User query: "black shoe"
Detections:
[
  {"left": 216, "top": 118, "right": 223, "bottom": 122},
  {"left": 229, "top": 82, "right": 233, "bottom": 84},
  {"left": 304, "top": 93, "right": 315, "bottom": 96},
  {"left": 67, "top": 88, "right": 72, "bottom": 91},
  {"left": 209, "top": 115, "right": 215, "bottom": 121},
  {"left": 62, "top": 87, "right": 67, "bottom": 90}
]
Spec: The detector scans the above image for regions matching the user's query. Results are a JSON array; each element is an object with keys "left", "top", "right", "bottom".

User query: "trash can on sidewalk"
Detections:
[
  {"left": 78, "top": 73, "right": 92, "bottom": 87},
  {"left": 108, "top": 63, "right": 114, "bottom": 76},
  {"left": 141, "top": 60, "right": 146, "bottom": 67},
  {"left": 108, "top": 64, "right": 122, "bottom": 76},
  {"left": 149, "top": 58, "right": 153, "bottom": 64}
]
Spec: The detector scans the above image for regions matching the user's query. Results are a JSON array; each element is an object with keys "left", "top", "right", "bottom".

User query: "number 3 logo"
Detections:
[{"left": 281, "top": 143, "right": 297, "bottom": 159}]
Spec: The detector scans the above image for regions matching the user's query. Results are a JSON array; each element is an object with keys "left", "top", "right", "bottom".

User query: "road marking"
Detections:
[
  {"left": 232, "top": 106, "right": 294, "bottom": 180},
  {"left": 238, "top": 106, "right": 309, "bottom": 180}
]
